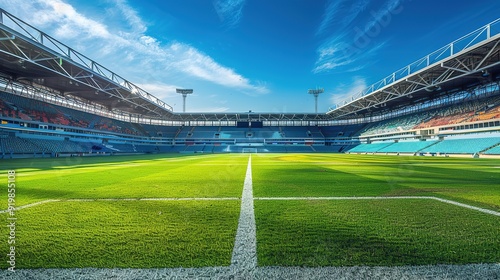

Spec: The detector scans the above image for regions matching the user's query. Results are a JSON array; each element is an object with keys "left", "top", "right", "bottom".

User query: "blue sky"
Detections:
[{"left": 0, "top": 0, "right": 498, "bottom": 113}]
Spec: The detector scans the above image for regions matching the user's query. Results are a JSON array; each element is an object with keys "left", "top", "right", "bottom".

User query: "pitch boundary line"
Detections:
[
  {"left": 255, "top": 196, "right": 500, "bottom": 216},
  {"left": 1, "top": 196, "right": 498, "bottom": 217},
  {"left": 0, "top": 197, "right": 240, "bottom": 214},
  {"left": 0, "top": 199, "right": 60, "bottom": 214},
  {"left": 1, "top": 263, "right": 499, "bottom": 279}
]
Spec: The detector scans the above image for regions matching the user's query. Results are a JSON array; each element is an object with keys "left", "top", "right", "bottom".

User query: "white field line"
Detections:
[
  {"left": 66, "top": 197, "right": 240, "bottom": 202},
  {"left": 431, "top": 197, "right": 500, "bottom": 217},
  {"left": 230, "top": 155, "right": 257, "bottom": 271},
  {"left": 255, "top": 196, "right": 500, "bottom": 217},
  {"left": 0, "top": 197, "right": 240, "bottom": 213},
  {"left": 0, "top": 199, "right": 60, "bottom": 214},
  {"left": 2, "top": 264, "right": 500, "bottom": 280},
  {"left": 1, "top": 196, "right": 498, "bottom": 217}
]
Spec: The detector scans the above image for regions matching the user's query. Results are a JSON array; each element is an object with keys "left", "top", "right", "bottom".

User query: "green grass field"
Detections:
[
  {"left": 15, "top": 200, "right": 240, "bottom": 268},
  {"left": 2, "top": 154, "right": 248, "bottom": 207},
  {"left": 0, "top": 153, "right": 499, "bottom": 268},
  {"left": 252, "top": 154, "right": 500, "bottom": 210},
  {"left": 255, "top": 199, "right": 499, "bottom": 266}
]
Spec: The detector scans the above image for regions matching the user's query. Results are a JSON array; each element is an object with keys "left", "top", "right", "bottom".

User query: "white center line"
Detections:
[{"left": 230, "top": 155, "right": 257, "bottom": 271}]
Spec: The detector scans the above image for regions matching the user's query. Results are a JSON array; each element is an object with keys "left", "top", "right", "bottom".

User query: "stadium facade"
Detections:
[{"left": 1, "top": 9, "right": 500, "bottom": 158}]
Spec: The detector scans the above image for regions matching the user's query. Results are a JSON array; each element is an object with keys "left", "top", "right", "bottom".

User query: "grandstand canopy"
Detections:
[
  {"left": 1, "top": 8, "right": 499, "bottom": 125},
  {"left": 166, "top": 112, "right": 333, "bottom": 122},
  {"left": 327, "top": 19, "right": 500, "bottom": 121},
  {"left": 0, "top": 9, "right": 173, "bottom": 119}
]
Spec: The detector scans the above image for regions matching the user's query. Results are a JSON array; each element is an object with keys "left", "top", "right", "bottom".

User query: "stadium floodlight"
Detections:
[
  {"left": 308, "top": 88, "right": 324, "bottom": 113},
  {"left": 176, "top": 89, "right": 193, "bottom": 113}
]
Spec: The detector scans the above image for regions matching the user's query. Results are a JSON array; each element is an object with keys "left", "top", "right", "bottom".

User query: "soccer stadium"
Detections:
[{"left": 0, "top": 5, "right": 499, "bottom": 280}]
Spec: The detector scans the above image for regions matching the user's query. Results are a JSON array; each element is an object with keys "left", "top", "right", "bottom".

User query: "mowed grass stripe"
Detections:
[
  {"left": 255, "top": 196, "right": 500, "bottom": 216},
  {"left": 3, "top": 196, "right": 497, "bottom": 221},
  {"left": 0, "top": 154, "right": 248, "bottom": 207},
  {"left": 0, "top": 197, "right": 241, "bottom": 213},
  {"left": 252, "top": 154, "right": 500, "bottom": 211},
  {"left": 255, "top": 199, "right": 500, "bottom": 266},
  {"left": 1, "top": 153, "right": 498, "bottom": 270},
  {"left": 0, "top": 200, "right": 240, "bottom": 268}
]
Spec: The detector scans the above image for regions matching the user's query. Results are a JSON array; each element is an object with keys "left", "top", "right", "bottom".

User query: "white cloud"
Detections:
[
  {"left": 190, "top": 106, "right": 230, "bottom": 113},
  {"left": 0, "top": 0, "right": 267, "bottom": 100},
  {"left": 314, "top": 40, "right": 385, "bottom": 73},
  {"left": 330, "top": 77, "right": 367, "bottom": 107},
  {"left": 168, "top": 43, "right": 269, "bottom": 94},
  {"left": 316, "top": 0, "right": 370, "bottom": 36},
  {"left": 33, "top": 0, "right": 111, "bottom": 39},
  {"left": 314, "top": 0, "right": 403, "bottom": 73},
  {"left": 213, "top": 0, "right": 246, "bottom": 29},
  {"left": 134, "top": 82, "right": 179, "bottom": 100},
  {"left": 111, "top": 0, "right": 147, "bottom": 34},
  {"left": 342, "top": 0, "right": 370, "bottom": 27},
  {"left": 364, "top": 0, "right": 403, "bottom": 37},
  {"left": 316, "top": 0, "right": 343, "bottom": 36}
]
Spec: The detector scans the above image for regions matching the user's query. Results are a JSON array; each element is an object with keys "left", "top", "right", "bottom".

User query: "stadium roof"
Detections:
[
  {"left": 1, "top": 8, "right": 499, "bottom": 124},
  {"left": 165, "top": 112, "right": 333, "bottom": 122},
  {"left": 0, "top": 9, "right": 173, "bottom": 119},
  {"left": 327, "top": 18, "right": 500, "bottom": 120}
]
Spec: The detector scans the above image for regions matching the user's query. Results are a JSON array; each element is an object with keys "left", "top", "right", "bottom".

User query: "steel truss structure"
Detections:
[
  {"left": 165, "top": 112, "right": 333, "bottom": 122},
  {"left": 0, "top": 8, "right": 499, "bottom": 126},
  {"left": 0, "top": 9, "right": 173, "bottom": 119},
  {"left": 328, "top": 18, "right": 500, "bottom": 120}
]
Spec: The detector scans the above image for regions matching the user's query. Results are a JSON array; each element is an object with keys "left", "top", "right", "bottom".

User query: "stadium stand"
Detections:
[
  {"left": 352, "top": 97, "right": 500, "bottom": 137},
  {"left": 105, "top": 142, "right": 136, "bottom": 153},
  {"left": 189, "top": 126, "right": 219, "bottom": 138},
  {"left": 1, "top": 11, "right": 500, "bottom": 159},
  {"left": 420, "top": 136, "right": 500, "bottom": 155},
  {"left": 141, "top": 124, "right": 179, "bottom": 138},
  {"left": 259, "top": 145, "right": 285, "bottom": 153},
  {"left": 414, "top": 98, "right": 500, "bottom": 129},
  {"left": 212, "top": 145, "right": 230, "bottom": 153},
  {"left": 0, "top": 92, "right": 146, "bottom": 136},
  {"left": 252, "top": 127, "right": 282, "bottom": 139},
  {"left": 320, "top": 125, "right": 370, "bottom": 138},
  {"left": 1, "top": 71, "right": 500, "bottom": 158},
  {"left": 184, "top": 145, "right": 206, "bottom": 153},
  {"left": 360, "top": 112, "right": 431, "bottom": 136},
  {"left": 377, "top": 140, "right": 438, "bottom": 154},
  {"left": 135, "top": 144, "right": 159, "bottom": 153},
  {"left": 483, "top": 144, "right": 500, "bottom": 155},
  {"left": 347, "top": 142, "right": 395, "bottom": 153},
  {"left": 24, "top": 138, "right": 87, "bottom": 153},
  {"left": 203, "top": 144, "right": 215, "bottom": 153},
  {"left": 312, "top": 146, "right": 341, "bottom": 152},
  {"left": 1, "top": 136, "right": 50, "bottom": 154},
  {"left": 219, "top": 128, "right": 247, "bottom": 139},
  {"left": 281, "top": 126, "right": 323, "bottom": 138},
  {"left": 285, "top": 145, "right": 315, "bottom": 153}
]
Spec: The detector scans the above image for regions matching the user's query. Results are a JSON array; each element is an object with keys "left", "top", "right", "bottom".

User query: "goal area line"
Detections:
[{"left": 1, "top": 196, "right": 498, "bottom": 216}]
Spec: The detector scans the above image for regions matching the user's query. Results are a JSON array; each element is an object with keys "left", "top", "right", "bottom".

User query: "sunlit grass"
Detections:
[
  {"left": 252, "top": 154, "right": 500, "bottom": 210},
  {"left": 0, "top": 153, "right": 498, "bottom": 268},
  {"left": 0, "top": 200, "right": 240, "bottom": 268},
  {"left": 0, "top": 154, "right": 248, "bottom": 208},
  {"left": 255, "top": 199, "right": 500, "bottom": 266}
]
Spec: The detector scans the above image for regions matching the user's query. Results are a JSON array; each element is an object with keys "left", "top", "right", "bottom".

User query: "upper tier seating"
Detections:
[
  {"left": 483, "top": 144, "right": 500, "bottom": 155},
  {"left": 377, "top": 140, "right": 437, "bottom": 153},
  {"left": 347, "top": 142, "right": 394, "bottom": 153},
  {"left": 420, "top": 137, "right": 500, "bottom": 154}
]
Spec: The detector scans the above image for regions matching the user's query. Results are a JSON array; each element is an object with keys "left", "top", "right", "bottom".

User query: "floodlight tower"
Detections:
[
  {"left": 176, "top": 89, "right": 193, "bottom": 112},
  {"left": 308, "top": 88, "right": 324, "bottom": 113}
]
